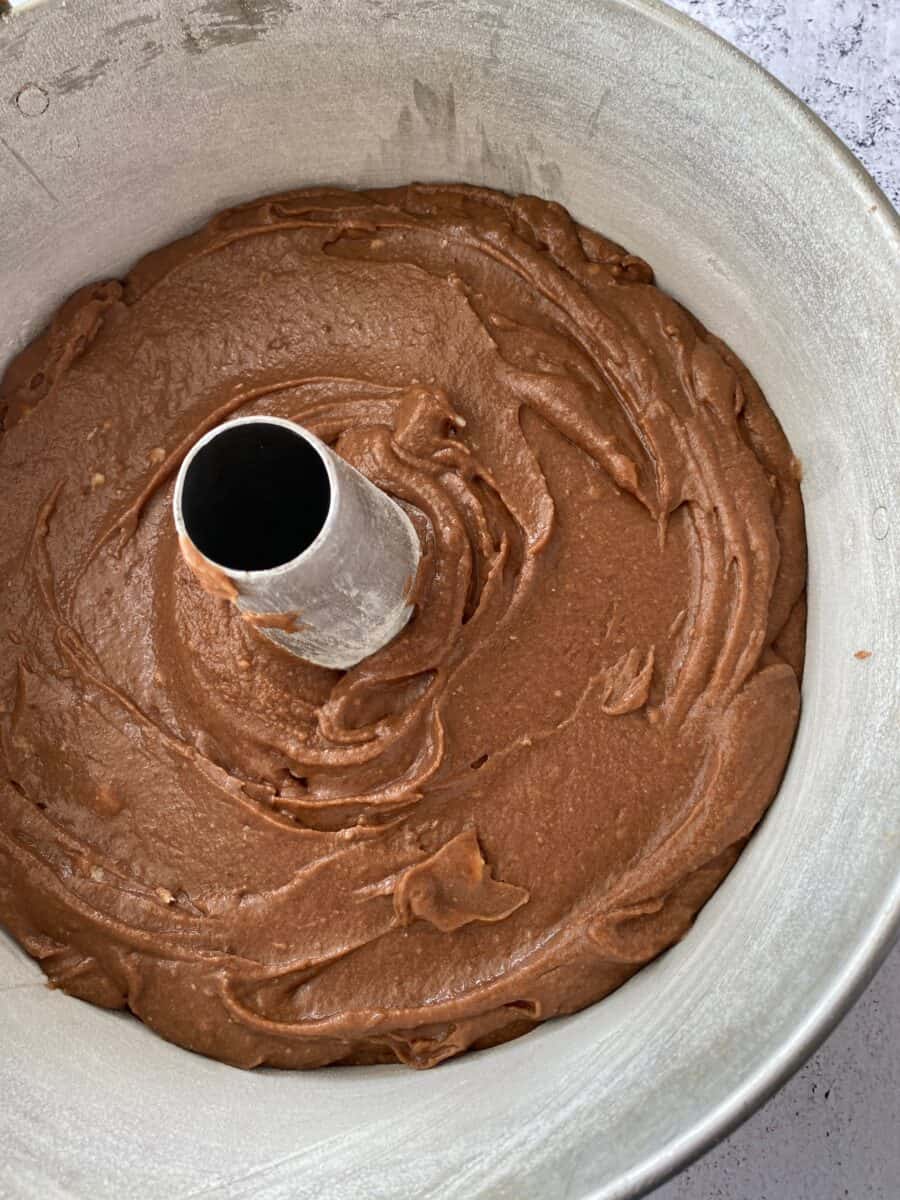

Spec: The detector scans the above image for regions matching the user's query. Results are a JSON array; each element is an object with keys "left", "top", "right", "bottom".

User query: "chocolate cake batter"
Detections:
[{"left": 0, "top": 186, "right": 806, "bottom": 1069}]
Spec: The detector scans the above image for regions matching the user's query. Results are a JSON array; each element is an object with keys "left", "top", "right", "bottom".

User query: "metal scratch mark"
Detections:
[
  {"left": 135, "top": 38, "right": 164, "bottom": 70},
  {"left": 110, "top": 12, "right": 160, "bottom": 39},
  {"left": 51, "top": 56, "right": 111, "bottom": 95},
  {"left": 0, "top": 133, "right": 58, "bottom": 203},
  {"left": 181, "top": 0, "right": 293, "bottom": 54}
]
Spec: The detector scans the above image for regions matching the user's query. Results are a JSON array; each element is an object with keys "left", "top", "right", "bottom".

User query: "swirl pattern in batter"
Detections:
[{"left": 0, "top": 186, "right": 806, "bottom": 1068}]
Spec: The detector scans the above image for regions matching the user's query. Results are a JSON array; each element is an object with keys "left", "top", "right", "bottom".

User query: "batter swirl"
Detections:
[{"left": 0, "top": 186, "right": 805, "bottom": 1068}]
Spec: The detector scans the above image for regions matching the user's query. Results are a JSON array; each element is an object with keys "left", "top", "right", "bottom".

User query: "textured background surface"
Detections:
[
  {"left": 667, "top": 0, "right": 899, "bottom": 206},
  {"left": 654, "top": 5, "right": 899, "bottom": 1197}
]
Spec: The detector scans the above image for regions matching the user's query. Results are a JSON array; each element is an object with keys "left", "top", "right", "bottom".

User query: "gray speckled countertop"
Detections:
[
  {"left": 654, "top": 3, "right": 899, "bottom": 1198},
  {"left": 667, "top": 0, "right": 899, "bottom": 206}
]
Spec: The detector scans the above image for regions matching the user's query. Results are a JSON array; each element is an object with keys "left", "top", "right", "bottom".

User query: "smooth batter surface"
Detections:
[{"left": 0, "top": 186, "right": 806, "bottom": 1069}]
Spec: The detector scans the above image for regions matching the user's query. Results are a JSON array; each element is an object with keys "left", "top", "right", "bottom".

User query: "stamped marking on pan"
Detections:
[
  {"left": 49, "top": 129, "right": 79, "bottom": 160},
  {"left": 14, "top": 81, "right": 47, "bottom": 114},
  {"left": 872, "top": 505, "right": 890, "bottom": 541},
  {"left": 587, "top": 89, "right": 611, "bottom": 138}
]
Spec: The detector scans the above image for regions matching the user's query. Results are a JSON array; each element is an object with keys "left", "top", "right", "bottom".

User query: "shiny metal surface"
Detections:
[{"left": 0, "top": 2, "right": 898, "bottom": 1198}]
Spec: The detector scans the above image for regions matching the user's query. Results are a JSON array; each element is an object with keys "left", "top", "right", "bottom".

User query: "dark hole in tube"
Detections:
[{"left": 181, "top": 423, "right": 331, "bottom": 572}]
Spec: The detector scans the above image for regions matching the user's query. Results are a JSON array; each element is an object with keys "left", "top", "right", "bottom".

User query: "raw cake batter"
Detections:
[{"left": 0, "top": 186, "right": 806, "bottom": 1068}]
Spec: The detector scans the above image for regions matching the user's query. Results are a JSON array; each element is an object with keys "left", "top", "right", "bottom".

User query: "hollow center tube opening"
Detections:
[{"left": 181, "top": 423, "right": 331, "bottom": 572}]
